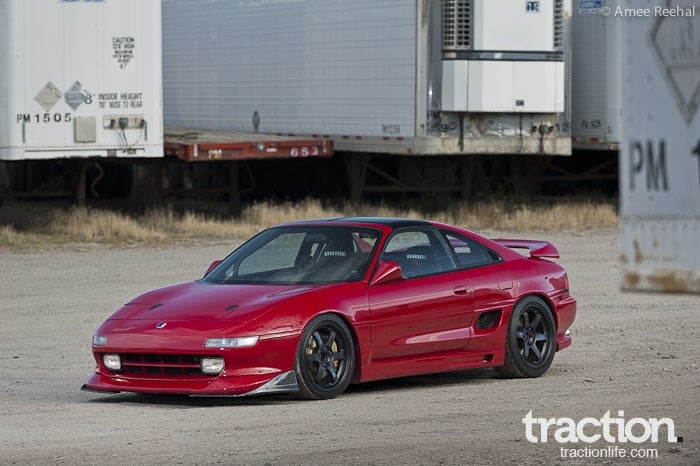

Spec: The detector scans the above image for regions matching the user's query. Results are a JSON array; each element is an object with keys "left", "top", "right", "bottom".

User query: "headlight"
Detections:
[
  {"left": 201, "top": 357, "right": 225, "bottom": 375},
  {"left": 93, "top": 335, "right": 107, "bottom": 346},
  {"left": 102, "top": 354, "right": 122, "bottom": 371},
  {"left": 204, "top": 336, "right": 259, "bottom": 348}
]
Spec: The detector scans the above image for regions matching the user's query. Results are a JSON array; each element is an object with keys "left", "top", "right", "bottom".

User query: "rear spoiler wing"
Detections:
[{"left": 492, "top": 239, "right": 560, "bottom": 259}]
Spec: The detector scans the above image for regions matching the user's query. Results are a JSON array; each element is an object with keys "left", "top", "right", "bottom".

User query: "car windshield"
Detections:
[{"left": 202, "top": 226, "right": 381, "bottom": 284}]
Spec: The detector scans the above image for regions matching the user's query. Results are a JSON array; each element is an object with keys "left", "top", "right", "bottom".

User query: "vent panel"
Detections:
[
  {"left": 554, "top": 0, "right": 564, "bottom": 50},
  {"left": 443, "top": 0, "right": 473, "bottom": 51}
]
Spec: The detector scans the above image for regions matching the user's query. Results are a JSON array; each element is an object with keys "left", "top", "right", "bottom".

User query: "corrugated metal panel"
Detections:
[
  {"left": 571, "top": 4, "right": 609, "bottom": 140},
  {"left": 162, "top": 0, "right": 416, "bottom": 138}
]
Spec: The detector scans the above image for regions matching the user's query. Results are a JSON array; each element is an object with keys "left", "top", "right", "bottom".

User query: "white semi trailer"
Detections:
[
  {"left": 1, "top": 0, "right": 574, "bottom": 204},
  {"left": 0, "top": 0, "right": 332, "bottom": 207},
  {"left": 619, "top": 0, "right": 699, "bottom": 293},
  {"left": 0, "top": 0, "right": 163, "bottom": 202},
  {"left": 162, "top": 0, "right": 572, "bottom": 199}
]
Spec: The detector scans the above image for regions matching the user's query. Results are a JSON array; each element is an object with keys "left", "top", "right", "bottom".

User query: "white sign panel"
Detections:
[
  {"left": 619, "top": 0, "right": 700, "bottom": 292},
  {"left": 0, "top": 0, "right": 163, "bottom": 160}
]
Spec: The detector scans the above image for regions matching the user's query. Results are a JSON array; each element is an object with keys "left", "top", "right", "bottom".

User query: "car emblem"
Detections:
[{"left": 155, "top": 322, "right": 167, "bottom": 329}]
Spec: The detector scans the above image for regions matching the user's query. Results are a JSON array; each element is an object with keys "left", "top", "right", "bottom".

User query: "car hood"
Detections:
[{"left": 108, "top": 281, "right": 322, "bottom": 322}]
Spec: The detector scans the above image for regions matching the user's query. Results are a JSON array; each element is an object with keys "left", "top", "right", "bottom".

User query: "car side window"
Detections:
[
  {"left": 381, "top": 229, "right": 457, "bottom": 278},
  {"left": 440, "top": 231, "right": 494, "bottom": 269}
]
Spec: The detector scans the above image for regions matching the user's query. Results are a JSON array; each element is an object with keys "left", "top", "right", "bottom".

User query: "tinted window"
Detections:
[
  {"left": 441, "top": 231, "right": 493, "bottom": 269},
  {"left": 380, "top": 229, "right": 456, "bottom": 278},
  {"left": 203, "top": 226, "right": 380, "bottom": 284}
]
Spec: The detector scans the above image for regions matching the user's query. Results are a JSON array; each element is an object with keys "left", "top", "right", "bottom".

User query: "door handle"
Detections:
[{"left": 453, "top": 285, "right": 471, "bottom": 295}]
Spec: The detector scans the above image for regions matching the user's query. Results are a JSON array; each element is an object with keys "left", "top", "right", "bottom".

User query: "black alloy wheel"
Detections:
[
  {"left": 295, "top": 314, "right": 355, "bottom": 399},
  {"left": 497, "top": 296, "right": 556, "bottom": 378}
]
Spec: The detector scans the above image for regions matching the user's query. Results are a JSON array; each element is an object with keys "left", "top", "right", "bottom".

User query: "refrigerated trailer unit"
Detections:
[
  {"left": 570, "top": 0, "right": 622, "bottom": 151},
  {"left": 619, "top": 0, "right": 700, "bottom": 293},
  {"left": 162, "top": 0, "right": 571, "bottom": 160},
  {"left": 0, "top": 0, "right": 163, "bottom": 202}
]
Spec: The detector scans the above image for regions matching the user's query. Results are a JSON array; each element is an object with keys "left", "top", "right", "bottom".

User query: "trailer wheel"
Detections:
[{"left": 0, "top": 161, "right": 10, "bottom": 207}]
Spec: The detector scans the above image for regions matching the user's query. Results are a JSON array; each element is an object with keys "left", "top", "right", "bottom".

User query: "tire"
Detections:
[
  {"left": 0, "top": 161, "right": 9, "bottom": 207},
  {"left": 496, "top": 296, "right": 556, "bottom": 378},
  {"left": 295, "top": 314, "right": 355, "bottom": 400}
]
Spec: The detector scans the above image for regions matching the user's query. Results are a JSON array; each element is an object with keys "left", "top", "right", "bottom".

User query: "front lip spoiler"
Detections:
[
  {"left": 80, "top": 370, "right": 299, "bottom": 398},
  {"left": 81, "top": 384, "right": 120, "bottom": 394},
  {"left": 190, "top": 370, "right": 299, "bottom": 398}
]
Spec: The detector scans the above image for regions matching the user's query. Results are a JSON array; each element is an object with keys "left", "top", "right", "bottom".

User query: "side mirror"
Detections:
[
  {"left": 370, "top": 260, "right": 404, "bottom": 286},
  {"left": 205, "top": 260, "right": 222, "bottom": 277}
]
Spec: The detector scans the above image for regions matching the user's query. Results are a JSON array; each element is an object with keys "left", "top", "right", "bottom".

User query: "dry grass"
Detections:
[
  {"left": 0, "top": 197, "right": 617, "bottom": 250},
  {"left": 48, "top": 207, "right": 167, "bottom": 243}
]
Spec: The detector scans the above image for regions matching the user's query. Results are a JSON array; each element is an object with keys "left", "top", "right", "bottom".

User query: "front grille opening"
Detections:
[{"left": 119, "top": 353, "right": 211, "bottom": 377}]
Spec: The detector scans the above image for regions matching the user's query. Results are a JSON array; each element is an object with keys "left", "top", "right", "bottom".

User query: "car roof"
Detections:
[{"left": 282, "top": 217, "right": 432, "bottom": 229}]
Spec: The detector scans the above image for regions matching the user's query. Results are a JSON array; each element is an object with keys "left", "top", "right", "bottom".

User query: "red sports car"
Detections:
[{"left": 83, "top": 218, "right": 576, "bottom": 399}]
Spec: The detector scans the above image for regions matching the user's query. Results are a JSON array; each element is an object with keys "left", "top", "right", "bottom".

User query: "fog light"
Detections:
[
  {"left": 201, "top": 357, "right": 224, "bottom": 375},
  {"left": 102, "top": 354, "right": 122, "bottom": 371},
  {"left": 93, "top": 335, "right": 107, "bottom": 346}
]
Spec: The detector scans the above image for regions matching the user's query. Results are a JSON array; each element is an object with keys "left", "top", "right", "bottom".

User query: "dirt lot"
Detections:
[{"left": 0, "top": 229, "right": 697, "bottom": 465}]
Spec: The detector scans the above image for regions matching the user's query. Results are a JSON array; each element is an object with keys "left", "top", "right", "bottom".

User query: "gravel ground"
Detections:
[{"left": 0, "top": 229, "right": 698, "bottom": 465}]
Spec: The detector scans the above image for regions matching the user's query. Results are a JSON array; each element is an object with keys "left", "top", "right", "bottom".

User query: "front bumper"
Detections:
[
  {"left": 83, "top": 325, "right": 300, "bottom": 397},
  {"left": 82, "top": 370, "right": 299, "bottom": 397}
]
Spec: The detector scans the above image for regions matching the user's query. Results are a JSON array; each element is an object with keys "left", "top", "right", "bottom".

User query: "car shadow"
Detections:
[
  {"left": 84, "top": 391, "right": 300, "bottom": 407},
  {"left": 82, "top": 368, "right": 503, "bottom": 407},
  {"left": 345, "top": 368, "right": 498, "bottom": 396}
]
